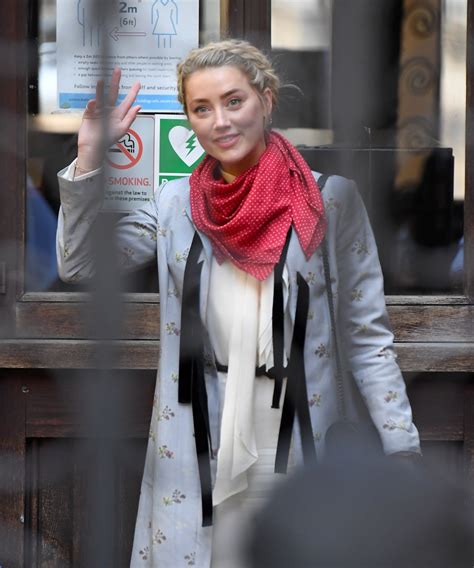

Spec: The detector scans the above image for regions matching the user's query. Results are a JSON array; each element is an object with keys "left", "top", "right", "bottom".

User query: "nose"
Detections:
[{"left": 214, "top": 107, "right": 231, "bottom": 130}]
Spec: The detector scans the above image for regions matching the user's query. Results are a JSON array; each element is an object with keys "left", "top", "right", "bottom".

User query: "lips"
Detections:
[{"left": 214, "top": 133, "right": 240, "bottom": 148}]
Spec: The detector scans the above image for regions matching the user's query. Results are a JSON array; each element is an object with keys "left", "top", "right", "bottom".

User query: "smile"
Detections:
[{"left": 214, "top": 134, "right": 240, "bottom": 148}]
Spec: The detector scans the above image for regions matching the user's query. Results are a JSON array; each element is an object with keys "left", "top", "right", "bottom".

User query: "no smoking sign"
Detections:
[
  {"left": 107, "top": 129, "right": 144, "bottom": 170},
  {"left": 103, "top": 115, "right": 155, "bottom": 212}
]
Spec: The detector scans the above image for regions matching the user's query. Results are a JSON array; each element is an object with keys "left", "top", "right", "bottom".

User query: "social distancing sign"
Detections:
[
  {"left": 57, "top": 0, "right": 199, "bottom": 112},
  {"left": 103, "top": 114, "right": 205, "bottom": 213}
]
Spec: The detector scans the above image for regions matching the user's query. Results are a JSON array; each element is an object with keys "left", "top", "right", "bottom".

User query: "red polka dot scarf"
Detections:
[{"left": 189, "top": 131, "right": 327, "bottom": 281}]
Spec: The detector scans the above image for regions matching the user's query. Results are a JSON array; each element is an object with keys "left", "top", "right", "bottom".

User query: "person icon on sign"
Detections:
[
  {"left": 77, "top": 0, "right": 104, "bottom": 47},
  {"left": 152, "top": 0, "right": 179, "bottom": 48}
]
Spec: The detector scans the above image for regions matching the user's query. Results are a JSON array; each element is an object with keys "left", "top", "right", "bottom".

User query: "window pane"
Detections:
[
  {"left": 271, "top": 0, "right": 466, "bottom": 295},
  {"left": 27, "top": 0, "right": 218, "bottom": 292}
]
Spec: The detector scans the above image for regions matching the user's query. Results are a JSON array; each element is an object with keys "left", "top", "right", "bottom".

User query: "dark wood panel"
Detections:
[
  {"left": 24, "top": 370, "right": 155, "bottom": 438},
  {"left": 227, "top": 0, "right": 271, "bottom": 49},
  {"left": 116, "top": 441, "right": 149, "bottom": 563},
  {"left": 24, "top": 439, "right": 39, "bottom": 567},
  {"left": 14, "top": 302, "right": 474, "bottom": 342},
  {"left": 18, "top": 369, "right": 473, "bottom": 448},
  {"left": 395, "top": 343, "right": 474, "bottom": 372},
  {"left": 0, "top": 0, "right": 27, "bottom": 338},
  {"left": 0, "top": 374, "right": 26, "bottom": 567},
  {"left": 407, "top": 374, "right": 467, "bottom": 441},
  {"left": 389, "top": 306, "right": 474, "bottom": 342},
  {"left": 386, "top": 295, "right": 470, "bottom": 305},
  {"left": 36, "top": 439, "right": 75, "bottom": 566},
  {"left": 1, "top": 340, "right": 474, "bottom": 371},
  {"left": 15, "top": 302, "right": 160, "bottom": 339},
  {"left": 24, "top": 438, "right": 147, "bottom": 567},
  {"left": 466, "top": 0, "right": 474, "bottom": 300},
  {"left": 0, "top": 340, "right": 160, "bottom": 369},
  {"left": 0, "top": 370, "right": 471, "bottom": 565},
  {"left": 464, "top": 383, "right": 474, "bottom": 483}
]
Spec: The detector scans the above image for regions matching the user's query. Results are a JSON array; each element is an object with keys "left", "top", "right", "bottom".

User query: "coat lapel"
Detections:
[{"left": 183, "top": 205, "right": 213, "bottom": 324}]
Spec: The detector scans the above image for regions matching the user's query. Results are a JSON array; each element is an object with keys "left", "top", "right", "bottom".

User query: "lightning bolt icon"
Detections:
[{"left": 185, "top": 133, "right": 197, "bottom": 156}]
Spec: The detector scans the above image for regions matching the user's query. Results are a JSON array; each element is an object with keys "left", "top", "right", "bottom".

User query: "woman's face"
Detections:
[{"left": 185, "top": 65, "right": 272, "bottom": 177}]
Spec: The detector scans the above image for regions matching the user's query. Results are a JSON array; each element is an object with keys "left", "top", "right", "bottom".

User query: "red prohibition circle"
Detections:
[{"left": 106, "top": 128, "right": 143, "bottom": 170}]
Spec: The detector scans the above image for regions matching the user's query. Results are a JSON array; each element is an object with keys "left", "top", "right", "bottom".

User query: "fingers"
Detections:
[
  {"left": 87, "top": 71, "right": 140, "bottom": 131},
  {"left": 95, "top": 79, "right": 105, "bottom": 110},
  {"left": 85, "top": 99, "right": 96, "bottom": 113},
  {"left": 116, "top": 81, "right": 141, "bottom": 120},
  {"left": 122, "top": 104, "right": 142, "bottom": 132},
  {"left": 108, "top": 66, "right": 122, "bottom": 107}
]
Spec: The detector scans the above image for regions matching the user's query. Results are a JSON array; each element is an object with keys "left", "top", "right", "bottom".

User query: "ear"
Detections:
[{"left": 262, "top": 87, "right": 273, "bottom": 116}]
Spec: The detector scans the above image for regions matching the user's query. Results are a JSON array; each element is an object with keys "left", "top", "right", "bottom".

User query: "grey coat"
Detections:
[{"left": 57, "top": 168, "right": 420, "bottom": 567}]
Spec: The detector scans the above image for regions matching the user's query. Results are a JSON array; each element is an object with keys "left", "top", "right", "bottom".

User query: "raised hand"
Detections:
[{"left": 77, "top": 67, "right": 141, "bottom": 172}]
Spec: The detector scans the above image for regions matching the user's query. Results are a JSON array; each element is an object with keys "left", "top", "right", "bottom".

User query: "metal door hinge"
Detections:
[{"left": 0, "top": 262, "right": 5, "bottom": 294}]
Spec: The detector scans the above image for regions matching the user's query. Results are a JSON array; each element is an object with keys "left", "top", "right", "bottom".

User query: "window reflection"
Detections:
[
  {"left": 26, "top": 0, "right": 219, "bottom": 292},
  {"left": 26, "top": 1, "right": 466, "bottom": 295},
  {"left": 272, "top": 0, "right": 466, "bottom": 294}
]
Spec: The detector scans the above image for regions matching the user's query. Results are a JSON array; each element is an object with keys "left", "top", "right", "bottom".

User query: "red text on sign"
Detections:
[{"left": 108, "top": 176, "right": 151, "bottom": 187}]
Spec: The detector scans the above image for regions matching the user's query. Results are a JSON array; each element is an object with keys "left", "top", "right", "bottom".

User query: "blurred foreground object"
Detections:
[{"left": 248, "top": 452, "right": 474, "bottom": 567}]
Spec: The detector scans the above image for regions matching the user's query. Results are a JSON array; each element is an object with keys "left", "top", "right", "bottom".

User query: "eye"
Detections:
[
  {"left": 227, "top": 97, "right": 242, "bottom": 108},
  {"left": 193, "top": 105, "right": 209, "bottom": 115}
]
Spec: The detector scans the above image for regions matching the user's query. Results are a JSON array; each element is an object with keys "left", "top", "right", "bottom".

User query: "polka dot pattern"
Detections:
[{"left": 189, "top": 131, "right": 327, "bottom": 281}]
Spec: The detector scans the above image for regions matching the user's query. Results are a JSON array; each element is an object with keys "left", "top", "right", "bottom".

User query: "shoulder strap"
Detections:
[
  {"left": 270, "top": 229, "right": 292, "bottom": 408},
  {"left": 318, "top": 175, "right": 348, "bottom": 421}
]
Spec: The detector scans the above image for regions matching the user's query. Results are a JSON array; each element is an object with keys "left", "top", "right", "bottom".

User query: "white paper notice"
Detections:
[{"left": 57, "top": 0, "right": 199, "bottom": 112}]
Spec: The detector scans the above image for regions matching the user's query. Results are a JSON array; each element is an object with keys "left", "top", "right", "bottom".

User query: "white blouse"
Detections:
[
  {"left": 206, "top": 258, "right": 295, "bottom": 568},
  {"left": 207, "top": 257, "right": 294, "bottom": 505}
]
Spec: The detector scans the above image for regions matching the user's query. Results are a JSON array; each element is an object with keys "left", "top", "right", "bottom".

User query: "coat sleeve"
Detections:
[
  {"left": 56, "top": 161, "right": 160, "bottom": 283},
  {"left": 331, "top": 178, "right": 421, "bottom": 455}
]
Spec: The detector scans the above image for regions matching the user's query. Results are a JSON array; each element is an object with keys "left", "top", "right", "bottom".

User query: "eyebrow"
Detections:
[{"left": 189, "top": 88, "right": 244, "bottom": 105}]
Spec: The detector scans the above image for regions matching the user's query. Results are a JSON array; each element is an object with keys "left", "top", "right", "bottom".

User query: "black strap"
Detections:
[
  {"left": 191, "top": 361, "right": 213, "bottom": 527},
  {"left": 269, "top": 229, "right": 292, "bottom": 408},
  {"left": 216, "top": 361, "right": 270, "bottom": 378},
  {"left": 179, "top": 233, "right": 204, "bottom": 403},
  {"left": 178, "top": 232, "right": 213, "bottom": 527},
  {"left": 273, "top": 175, "right": 330, "bottom": 472},
  {"left": 275, "top": 272, "right": 316, "bottom": 473}
]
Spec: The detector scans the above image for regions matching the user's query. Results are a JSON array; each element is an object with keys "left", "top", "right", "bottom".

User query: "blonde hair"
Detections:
[{"left": 177, "top": 39, "right": 280, "bottom": 113}]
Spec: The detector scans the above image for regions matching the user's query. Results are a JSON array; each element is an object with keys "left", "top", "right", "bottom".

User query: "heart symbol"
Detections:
[{"left": 168, "top": 126, "right": 205, "bottom": 167}]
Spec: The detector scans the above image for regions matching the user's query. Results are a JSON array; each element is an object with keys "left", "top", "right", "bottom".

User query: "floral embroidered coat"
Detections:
[{"left": 57, "top": 168, "right": 420, "bottom": 567}]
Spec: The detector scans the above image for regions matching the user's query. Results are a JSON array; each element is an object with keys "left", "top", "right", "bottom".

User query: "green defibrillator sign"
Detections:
[{"left": 156, "top": 115, "right": 205, "bottom": 186}]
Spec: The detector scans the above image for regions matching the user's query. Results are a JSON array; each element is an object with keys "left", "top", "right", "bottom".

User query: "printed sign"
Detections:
[
  {"left": 107, "top": 128, "right": 144, "bottom": 170},
  {"left": 103, "top": 115, "right": 155, "bottom": 212},
  {"left": 155, "top": 115, "right": 206, "bottom": 186},
  {"left": 56, "top": 0, "right": 199, "bottom": 112}
]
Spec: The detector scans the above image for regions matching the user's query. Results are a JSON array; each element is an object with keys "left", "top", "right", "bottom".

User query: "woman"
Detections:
[{"left": 57, "top": 40, "right": 421, "bottom": 567}]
